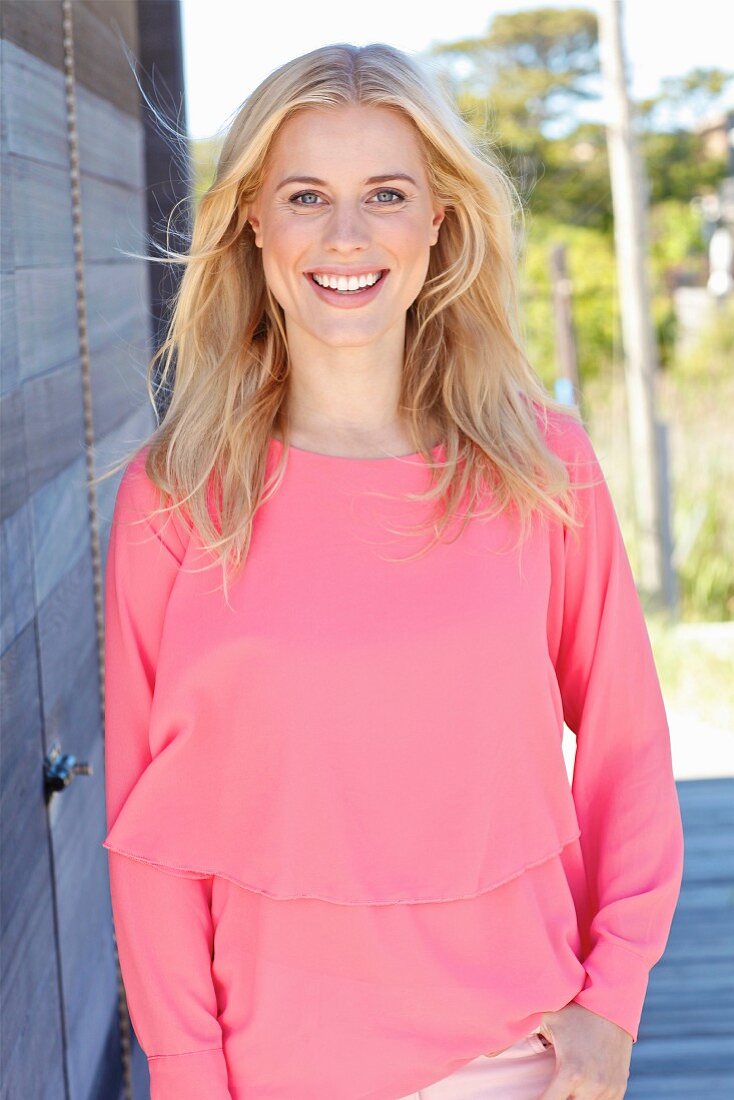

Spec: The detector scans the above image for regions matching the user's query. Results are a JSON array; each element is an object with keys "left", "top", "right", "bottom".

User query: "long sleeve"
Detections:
[
  {"left": 546, "top": 419, "right": 684, "bottom": 1043},
  {"left": 102, "top": 450, "right": 231, "bottom": 1098}
]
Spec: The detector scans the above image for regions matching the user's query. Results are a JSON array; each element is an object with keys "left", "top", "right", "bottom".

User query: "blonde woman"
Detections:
[{"left": 99, "top": 42, "right": 684, "bottom": 1100}]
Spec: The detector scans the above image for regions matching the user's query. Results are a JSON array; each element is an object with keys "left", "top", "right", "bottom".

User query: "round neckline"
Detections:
[{"left": 268, "top": 435, "right": 446, "bottom": 463}]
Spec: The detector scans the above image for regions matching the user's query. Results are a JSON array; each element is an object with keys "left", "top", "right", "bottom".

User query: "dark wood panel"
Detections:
[
  {"left": 85, "top": 258, "right": 152, "bottom": 351},
  {"left": 22, "top": 363, "right": 86, "bottom": 497},
  {"left": 7, "top": 154, "right": 75, "bottom": 269},
  {"left": 0, "top": 272, "right": 19, "bottom": 396},
  {"left": 0, "top": 621, "right": 66, "bottom": 1098},
  {"left": 30, "top": 456, "right": 90, "bottom": 609},
  {"left": 0, "top": 122, "right": 16, "bottom": 274},
  {"left": 1, "top": 4, "right": 177, "bottom": 1094},
  {"left": 0, "top": 386, "right": 26, "bottom": 520},
  {"left": 14, "top": 266, "right": 80, "bottom": 382},
  {"left": 90, "top": 329, "right": 155, "bottom": 442},
  {"left": 72, "top": 1, "right": 140, "bottom": 118},
  {"left": 76, "top": 81, "right": 146, "bottom": 188},
  {"left": 2, "top": 1, "right": 141, "bottom": 117},
  {"left": 81, "top": 172, "right": 148, "bottom": 263},
  {"left": 0, "top": 501, "right": 35, "bottom": 655},
  {"left": 82, "top": 0, "right": 139, "bottom": 59},
  {"left": 1, "top": 37, "right": 69, "bottom": 167},
  {"left": 88, "top": 1012, "right": 129, "bottom": 1100},
  {"left": 0, "top": 1, "right": 64, "bottom": 72},
  {"left": 136, "top": 0, "right": 190, "bottom": 355},
  {"left": 37, "top": 551, "right": 99, "bottom": 764}
]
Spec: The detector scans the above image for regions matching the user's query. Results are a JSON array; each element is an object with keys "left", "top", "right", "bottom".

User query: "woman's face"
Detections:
[{"left": 247, "top": 104, "right": 445, "bottom": 349}]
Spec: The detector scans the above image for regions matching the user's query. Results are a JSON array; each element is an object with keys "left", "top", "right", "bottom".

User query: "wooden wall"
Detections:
[{"left": 1, "top": 2, "right": 188, "bottom": 1096}]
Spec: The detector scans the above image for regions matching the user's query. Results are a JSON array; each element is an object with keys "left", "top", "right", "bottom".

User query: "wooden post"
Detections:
[
  {"left": 550, "top": 243, "right": 581, "bottom": 408},
  {"left": 597, "top": 0, "right": 675, "bottom": 611}
]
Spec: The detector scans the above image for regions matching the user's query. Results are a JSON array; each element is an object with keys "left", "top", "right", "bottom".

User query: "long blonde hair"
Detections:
[{"left": 95, "top": 41, "right": 596, "bottom": 603}]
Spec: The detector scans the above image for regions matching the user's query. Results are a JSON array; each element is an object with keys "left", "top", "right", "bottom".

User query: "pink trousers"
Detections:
[{"left": 397, "top": 1032, "right": 557, "bottom": 1099}]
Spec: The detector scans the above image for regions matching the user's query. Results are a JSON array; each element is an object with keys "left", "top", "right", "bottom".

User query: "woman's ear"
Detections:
[
  {"left": 247, "top": 209, "right": 262, "bottom": 248},
  {"left": 430, "top": 204, "right": 446, "bottom": 246}
]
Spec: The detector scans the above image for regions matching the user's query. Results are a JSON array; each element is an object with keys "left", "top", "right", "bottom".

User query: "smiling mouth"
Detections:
[{"left": 308, "top": 271, "right": 387, "bottom": 294}]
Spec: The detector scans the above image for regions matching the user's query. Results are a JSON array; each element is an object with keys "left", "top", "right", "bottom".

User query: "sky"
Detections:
[{"left": 180, "top": 0, "right": 734, "bottom": 141}]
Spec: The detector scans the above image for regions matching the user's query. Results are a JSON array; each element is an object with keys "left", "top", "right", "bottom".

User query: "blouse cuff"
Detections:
[
  {"left": 147, "top": 1045, "right": 231, "bottom": 1098},
  {"left": 571, "top": 938, "right": 651, "bottom": 1043}
]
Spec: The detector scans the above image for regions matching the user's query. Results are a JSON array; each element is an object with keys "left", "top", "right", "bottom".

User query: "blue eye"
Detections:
[
  {"left": 291, "top": 191, "right": 321, "bottom": 205},
  {"left": 290, "top": 188, "right": 405, "bottom": 206},
  {"left": 372, "top": 189, "right": 405, "bottom": 204}
]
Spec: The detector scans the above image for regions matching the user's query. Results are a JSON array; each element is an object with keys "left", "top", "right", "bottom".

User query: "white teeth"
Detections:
[{"left": 311, "top": 271, "right": 383, "bottom": 292}]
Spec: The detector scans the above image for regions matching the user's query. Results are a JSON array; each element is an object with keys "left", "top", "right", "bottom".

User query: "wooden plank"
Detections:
[
  {"left": 631, "top": 1033, "right": 734, "bottom": 1066},
  {"left": 3, "top": 1, "right": 142, "bottom": 117},
  {"left": 14, "top": 265, "right": 79, "bottom": 383},
  {"left": 627, "top": 1075, "right": 733, "bottom": 1097},
  {"left": 90, "top": 328, "right": 155, "bottom": 442},
  {"left": 85, "top": 258, "right": 151, "bottom": 352},
  {"left": 76, "top": 80, "right": 146, "bottom": 188},
  {"left": 629, "top": 777, "right": 734, "bottom": 1092},
  {"left": 0, "top": 59, "right": 17, "bottom": 275},
  {"left": 71, "top": 1, "right": 140, "bottom": 118},
  {"left": 677, "top": 776, "right": 734, "bottom": 810},
  {"left": 0, "top": 622, "right": 66, "bottom": 1097},
  {"left": 29, "top": 456, "right": 89, "bottom": 609},
  {"left": 7, "top": 154, "right": 75, "bottom": 269},
  {"left": 1, "top": 38, "right": 68, "bottom": 166},
  {"left": 0, "top": 387, "right": 26, "bottom": 520},
  {"left": 0, "top": 273, "right": 19, "bottom": 395},
  {"left": 0, "top": 501, "right": 35, "bottom": 654},
  {"left": 0, "top": 1, "right": 64, "bottom": 72},
  {"left": 22, "top": 363, "right": 87, "bottom": 497},
  {"left": 675, "top": 853, "right": 734, "bottom": 883},
  {"left": 81, "top": 172, "right": 149, "bottom": 263},
  {"left": 1, "top": 6, "right": 168, "bottom": 1097}
]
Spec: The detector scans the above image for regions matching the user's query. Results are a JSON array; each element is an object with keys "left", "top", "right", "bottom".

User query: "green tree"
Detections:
[
  {"left": 427, "top": 9, "right": 732, "bottom": 225},
  {"left": 428, "top": 6, "right": 605, "bottom": 221}
]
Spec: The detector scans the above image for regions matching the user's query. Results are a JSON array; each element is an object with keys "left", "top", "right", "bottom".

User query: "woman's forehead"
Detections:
[{"left": 264, "top": 108, "right": 426, "bottom": 182}]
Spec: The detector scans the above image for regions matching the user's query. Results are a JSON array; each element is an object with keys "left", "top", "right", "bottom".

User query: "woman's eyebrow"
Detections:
[{"left": 275, "top": 173, "right": 418, "bottom": 190}]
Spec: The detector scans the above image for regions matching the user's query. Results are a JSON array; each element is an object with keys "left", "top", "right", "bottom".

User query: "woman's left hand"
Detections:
[{"left": 536, "top": 1002, "right": 633, "bottom": 1099}]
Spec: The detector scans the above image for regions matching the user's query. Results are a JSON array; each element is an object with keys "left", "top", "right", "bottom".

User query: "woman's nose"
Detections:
[{"left": 320, "top": 204, "right": 372, "bottom": 252}]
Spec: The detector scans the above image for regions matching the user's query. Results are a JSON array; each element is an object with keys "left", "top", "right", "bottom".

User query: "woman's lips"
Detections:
[{"left": 304, "top": 271, "right": 389, "bottom": 309}]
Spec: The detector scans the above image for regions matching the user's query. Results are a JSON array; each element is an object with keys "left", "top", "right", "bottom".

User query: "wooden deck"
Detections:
[{"left": 627, "top": 776, "right": 734, "bottom": 1096}]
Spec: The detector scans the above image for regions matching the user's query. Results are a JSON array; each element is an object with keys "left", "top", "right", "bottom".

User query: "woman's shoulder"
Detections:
[
  {"left": 113, "top": 444, "right": 190, "bottom": 564},
  {"left": 531, "top": 400, "right": 592, "bottom": 453},
  {"left": 530, "top": 401, "right": 601, "bottom": 483}
]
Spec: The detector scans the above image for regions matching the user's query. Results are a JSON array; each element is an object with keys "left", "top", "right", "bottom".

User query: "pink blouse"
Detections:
[{"left": 101, "top": 407, "right": 684, "bottom": 1099}]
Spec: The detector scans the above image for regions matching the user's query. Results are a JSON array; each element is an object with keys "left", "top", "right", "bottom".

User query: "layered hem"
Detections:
[
  {"left": 207, "top": 845, "right": 590, "bottom": 1099},
  {"left": 101, "top": 826, "right": 581, "bottom": 905}
]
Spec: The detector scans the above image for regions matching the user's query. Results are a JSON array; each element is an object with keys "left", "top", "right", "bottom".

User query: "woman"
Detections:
[{"left": 99, "top": 42, "right": 684, "bottom": 1100}]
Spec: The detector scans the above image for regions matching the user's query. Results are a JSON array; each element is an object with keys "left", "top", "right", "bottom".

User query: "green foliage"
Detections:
[
  {"left": 530, "top": 124, "right": 612, "bottom": 229},
  {"left": 518, "top": 215, "right": 619, "bottom": 387},
  {"left": 673, "top": 296, "right": 734, "bottom": 382},
  {"left": 429, "top": 7, "right": 732, "bottom": 230},
  {"left": 648, "top": 199, "right": 706, "bottom": 273},
  {"left": 677, "top": 484, "right": 734, "bottom": 620},
  {"left": 662, "top": 365, "right": 734, "bottom": 622},
  {"left": 430, "top": 7, "right": 609, "bottom": 227},
  {"left": 430, "top": 6, "right": 599, "bottom": 135},
  {"left": 640, "top": 129, "right": 728, "bottom": 205}
]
